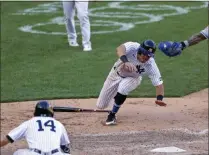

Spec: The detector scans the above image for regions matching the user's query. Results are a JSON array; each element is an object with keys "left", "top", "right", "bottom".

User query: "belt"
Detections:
[
  {"left": 116, "top": 71, "right": 125, "bottom": 78},
  {"left": 114, "top": 66, "right": 125, "bottom": 78},
  {"left": 31, "top": 148, "right": 59, "bottom": 155}
]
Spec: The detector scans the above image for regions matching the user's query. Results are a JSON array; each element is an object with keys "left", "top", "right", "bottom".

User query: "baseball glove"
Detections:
[
  {"left": 116, "top": 63, "right": 139, "bottom": 78},
  {"left": 155, "top": 100, "right": 167, "bottom": 106},
  {"left": 123, "top": 62, "right": 137, "bottom": 72},
  {"left": 158, "top": 41, "right": 183, "bottom": 57}
]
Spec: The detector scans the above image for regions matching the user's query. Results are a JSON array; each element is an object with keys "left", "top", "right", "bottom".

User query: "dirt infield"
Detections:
[{"left": 1, "top": 89, "right": 208, "bottom": 155}]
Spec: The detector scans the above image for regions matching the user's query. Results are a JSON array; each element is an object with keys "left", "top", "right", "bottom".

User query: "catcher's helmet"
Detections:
[
  {"left": 138, "top": 39, "right": 156, "bottom": 57},
  {"left": 34, "top": 101, "right": 54, "bottom": 117}
]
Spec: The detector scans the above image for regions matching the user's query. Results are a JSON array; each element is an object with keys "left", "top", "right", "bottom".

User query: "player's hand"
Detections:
[
  {"left": 155, "top": 100, "right": 167, "bottom": 107},
  {"left": 124, "top": 62, "right": 137, "bottom": 72}
]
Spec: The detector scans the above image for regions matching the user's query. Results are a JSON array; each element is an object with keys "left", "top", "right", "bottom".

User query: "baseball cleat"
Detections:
[
  {"left": 105, "top": 112, "right": 117, "bottom": 125},
  {"left": 83, "top": 44, "right": 92, "bottom": 52},
  {"left": 69, "top": 40, "right": 79, "bottom": 47}
]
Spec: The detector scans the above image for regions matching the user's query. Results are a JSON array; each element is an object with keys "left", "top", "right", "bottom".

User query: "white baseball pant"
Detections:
[
  {"left": 13, "top": 149, "right": 70, "bottom": 155},
  {"left": 96, "top": 67, "right": 142, "bottom": 109},
  {"left": 62, "top": 1, "right": 91, "bottom": 46}
]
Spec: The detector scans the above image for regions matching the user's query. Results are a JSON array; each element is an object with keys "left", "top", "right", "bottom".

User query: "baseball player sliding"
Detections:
[
  {"left": 96, "top": 40, "right": 166, "bottom": 125},
  {"left": 158, "top": 26, "right": 208, "bottom": 57},
  {"left": 0, "top": 101, "right": 71, "bottom": 155}
]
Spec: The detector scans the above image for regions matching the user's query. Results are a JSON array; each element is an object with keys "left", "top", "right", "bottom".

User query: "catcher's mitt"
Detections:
[
  {"left": 158, "top": 41, "right": 183, "bottom": 57},
  {"left": 155, "top": 100, "right": 167, "bottom": 107}
]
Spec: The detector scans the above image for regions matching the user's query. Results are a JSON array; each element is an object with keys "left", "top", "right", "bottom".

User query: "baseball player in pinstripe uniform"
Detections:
[
  {"left": 62, "top": 0, "right": 92, "bottom": 52},
  {"left": 96, "top": 40, "right": 167, "bottom": 125},
  {"left": 0, "top": 101, "right": 71, "bottom": 155}
]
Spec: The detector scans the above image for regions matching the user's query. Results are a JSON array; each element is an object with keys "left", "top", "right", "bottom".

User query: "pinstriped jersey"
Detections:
[
  {"left": 113, "top": 41, "right": 163, "bottom": 86},
  {"left": 200, "top": 26, "right": 208, "bottom": 39},
  {"left": 7, "top": 117, "right": 70, "bottom": 152}
]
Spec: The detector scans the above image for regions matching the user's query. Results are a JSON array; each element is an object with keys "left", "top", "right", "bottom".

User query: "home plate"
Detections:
[{"left": 150, "top": 146, "right": 186, "bottom": 153}]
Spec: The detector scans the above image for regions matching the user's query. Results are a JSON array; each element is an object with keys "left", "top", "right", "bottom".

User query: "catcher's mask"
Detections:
[
  {"left": 34, "top": 101, "right": 54, "bottom": 117},
  {"left": 138, "top": 39, "right": 156, "bottom": 58}
]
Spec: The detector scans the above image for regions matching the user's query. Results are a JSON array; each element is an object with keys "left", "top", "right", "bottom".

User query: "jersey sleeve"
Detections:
[
  {"left": 146, "top": 59, "right": 163, "bottom": 86},
  {"left": 7, "top": 121, "right": 28, "bottom": 142},
  {"left": 123, "top": 42, "right": 140, "bottom": 54},
  {"left": 200, "top": 26, "right": 208, "bottom": 39},
  {"left": 60, "top": 124, "right": 70, "bottom": 145}
]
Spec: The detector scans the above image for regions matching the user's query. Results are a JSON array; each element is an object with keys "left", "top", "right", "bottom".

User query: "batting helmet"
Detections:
[
  {"left": 138, "top": 39, "right": 156, "bottom": 57},
  {"left": 34, "top": 101, "right": 54, "bottom": 117}
]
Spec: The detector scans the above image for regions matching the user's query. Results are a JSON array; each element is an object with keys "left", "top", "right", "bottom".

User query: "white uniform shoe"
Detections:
[
  {"left": 83, "top": 44, "right": 92, "bottom": 52},
  {"left": 69, "top": 40, "right": 79, "bottom": 47}
]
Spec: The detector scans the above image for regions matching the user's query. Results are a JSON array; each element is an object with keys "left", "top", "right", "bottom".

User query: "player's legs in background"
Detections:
[
  {"left": 106, "top": 76, "right": 142, "bottom": 125},
  {"left": 96, "top": 70, "right": 122, "bottom": 109},
  {"left": 62, "top": 1, "right": 79, "bottom": 47},
  {"left": 75, "top": 1, "right": 92, "bottom": 51}
]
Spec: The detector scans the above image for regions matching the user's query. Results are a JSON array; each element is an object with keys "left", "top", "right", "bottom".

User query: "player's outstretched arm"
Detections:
[
  {"left": 0, "top": 122, "right": 27, "bottom": 147},
  {"left": 158, "top": 26, "right": 208, "bottom": 57},
  {"left": 180, "top": 32, "right": 207, "bottom": 49},
  {"left": 155, "top": 84, "right": 167, "bottom": 107},
  {"left": 147, "top": 61, "right": 166, "bottom": 106}
]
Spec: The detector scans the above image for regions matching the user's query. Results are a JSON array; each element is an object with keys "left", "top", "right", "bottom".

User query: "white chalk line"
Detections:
[
  {"left": 77, "top": 128, "right": 208, "bottom": 137},
  {"left": 12, "top": 2, "right": 207, "bottom": 36}
]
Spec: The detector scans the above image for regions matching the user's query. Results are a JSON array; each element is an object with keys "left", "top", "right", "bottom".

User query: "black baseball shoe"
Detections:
[{"left": 105, "top": 112, "right": 117, "bottom": 125}]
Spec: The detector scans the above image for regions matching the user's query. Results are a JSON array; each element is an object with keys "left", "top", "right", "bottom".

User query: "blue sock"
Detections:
[{"left": 112, "top": 103, "right": 121, "bottom": 114}]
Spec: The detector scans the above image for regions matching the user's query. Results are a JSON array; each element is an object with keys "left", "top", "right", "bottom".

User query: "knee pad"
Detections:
[{"left": 114, "top": 92, "right": 127, "bottom": 105}]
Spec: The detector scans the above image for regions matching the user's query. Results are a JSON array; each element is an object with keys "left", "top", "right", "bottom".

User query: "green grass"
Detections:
[{"left": 1, "top": 1, "right": 208, "bottom": 102}]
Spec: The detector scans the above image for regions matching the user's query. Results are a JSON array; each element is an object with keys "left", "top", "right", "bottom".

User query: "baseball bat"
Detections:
[{"left": 53, "top": 106, "right": 110, "bottom": 113}]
